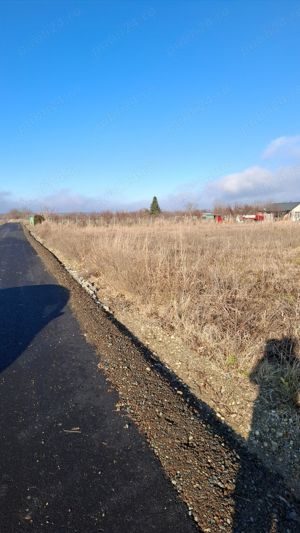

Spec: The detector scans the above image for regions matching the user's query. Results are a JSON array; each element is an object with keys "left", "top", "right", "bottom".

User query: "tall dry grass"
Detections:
[{"left": 34, "top": 219, "right": 300, "bottom": 369}]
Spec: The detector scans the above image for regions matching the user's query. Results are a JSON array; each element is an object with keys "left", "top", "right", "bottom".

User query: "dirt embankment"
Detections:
[{"left": 24, "top": 224, "right": 300, "bottom": 532}]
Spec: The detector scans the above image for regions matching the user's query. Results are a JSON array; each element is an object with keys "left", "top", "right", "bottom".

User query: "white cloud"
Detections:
[
  {"left": 0, "top": 188, "right": 148, "bottom": 214},
  {"left": 262, "top": 135, "right": 300, "bottom": 159},
  {"left": 31, "top": 189, "right": 148, "bottom": 212},
  {"left": 201, "top": 164, "right": 300, "bottom": 205},
  {"left": 34, "top": 189, "right": 106, "bottom": 212},
  {"left": 204, "top": 166, "right": 274, "bottom": 202},
  {"left": 197, "top": 135, "right": 300, "bottom": 206}
]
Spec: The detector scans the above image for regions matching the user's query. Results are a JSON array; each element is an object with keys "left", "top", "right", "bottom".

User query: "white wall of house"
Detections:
[{"left": 290, "top": 204, "right": 300, "bottom": 221}]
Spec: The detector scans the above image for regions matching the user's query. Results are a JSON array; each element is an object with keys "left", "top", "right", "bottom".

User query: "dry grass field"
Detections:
[
  {"left": 34, "top": 218, "right": 300, "bottom": 368},
  {"left": 32, "top": 217, "right": 300, "bottom": 493}
]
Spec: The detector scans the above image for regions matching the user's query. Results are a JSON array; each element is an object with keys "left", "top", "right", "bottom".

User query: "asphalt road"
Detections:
[{"left": 0, "top": 223, "right": 198, "bottom": 533}]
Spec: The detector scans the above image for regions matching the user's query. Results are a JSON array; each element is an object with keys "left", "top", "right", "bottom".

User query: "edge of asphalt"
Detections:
[
  {"left": 22, "top": 223, "right": 300, "bottom": 532},
  {"left": 23, "top": 224, "right": 240, "bottom": 441}
]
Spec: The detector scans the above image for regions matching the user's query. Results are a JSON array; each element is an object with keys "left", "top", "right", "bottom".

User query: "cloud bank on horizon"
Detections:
[{"left": 1, "top": 135, "right": 300, "bottom": 213}]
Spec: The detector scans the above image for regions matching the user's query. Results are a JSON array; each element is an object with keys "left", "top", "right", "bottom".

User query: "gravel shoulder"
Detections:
[{"left": 25, "top": 224, "right": 300, "bottom": 532}]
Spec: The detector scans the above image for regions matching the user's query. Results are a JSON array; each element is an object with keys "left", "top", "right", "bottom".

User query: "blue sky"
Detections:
[{"left": 1, "top": 0, "right": 300, "bottom": 212}]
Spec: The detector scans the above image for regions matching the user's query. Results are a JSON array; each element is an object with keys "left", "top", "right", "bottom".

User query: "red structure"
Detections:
[{"left": 254, "top": 212, "right": 264, "bottom": 221}]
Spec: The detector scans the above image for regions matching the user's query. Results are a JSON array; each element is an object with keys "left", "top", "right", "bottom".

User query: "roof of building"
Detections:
[{"left": 267, "top": 202, "right": 300, "bottom": 213}]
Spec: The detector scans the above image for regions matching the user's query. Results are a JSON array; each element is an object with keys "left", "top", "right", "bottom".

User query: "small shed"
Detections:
[
  {"left": 202, "top": 213, "right": 215, "bottom": 221},
  {"left": 202, "top": 213, "right": 215, "bottom": 222},
  {"left": 29, "top": 214, "right": 45, "bottom": 226},
  {"left": 202, "top": 213, "right": 223, "bottom": 223}
]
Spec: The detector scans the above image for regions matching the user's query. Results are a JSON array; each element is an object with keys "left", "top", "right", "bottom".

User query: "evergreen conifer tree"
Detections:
[{"left": 150, "top": 196, "right": 161, "bottom": 215}]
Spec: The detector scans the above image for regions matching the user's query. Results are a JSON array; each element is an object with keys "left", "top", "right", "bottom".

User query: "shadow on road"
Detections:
[
  {"left": 1, "top": 274, "right": 300, "bottom": 530},
  {"left": 0, "top": 284, "right": 69, "bottom": 373},
  {"left": 0, "top": 281, "right": 199, "bottom": 533}
]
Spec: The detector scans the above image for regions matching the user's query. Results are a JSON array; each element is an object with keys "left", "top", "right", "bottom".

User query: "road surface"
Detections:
[{"left": 0, "top": 223, "right": 198, "bottom": 532}]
